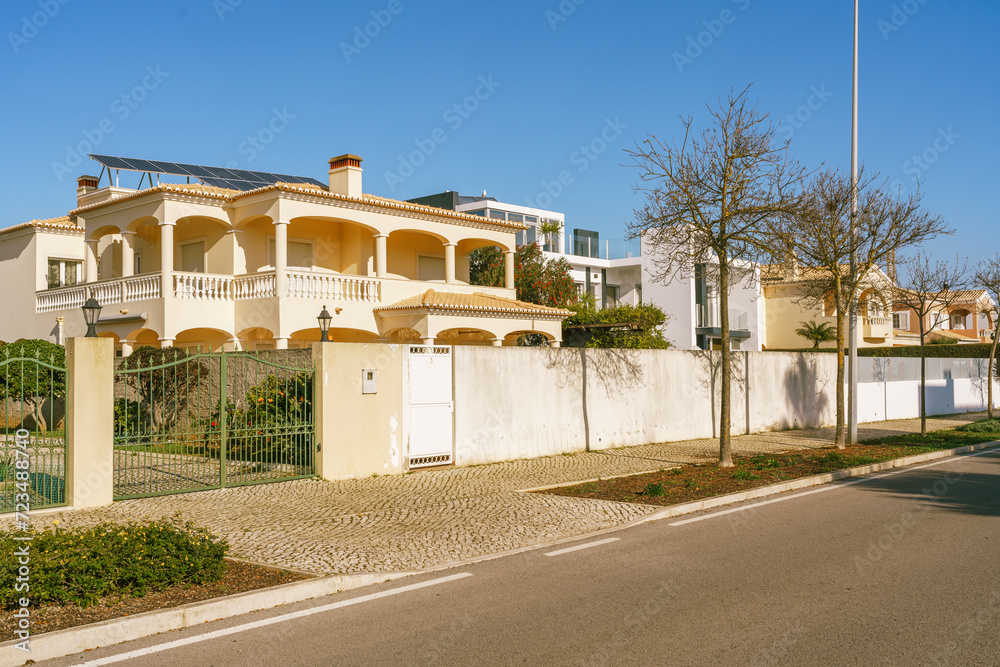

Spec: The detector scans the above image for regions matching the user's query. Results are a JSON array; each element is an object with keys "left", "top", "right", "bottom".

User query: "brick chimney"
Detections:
[
  {"left": 328, "top": 154, "right": 363, "bottom": 198},
  {"left": 77, "top": 175, "right": 99, "bottom": 194}
]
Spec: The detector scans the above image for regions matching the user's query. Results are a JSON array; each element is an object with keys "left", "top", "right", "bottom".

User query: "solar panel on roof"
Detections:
[{"left": 88, "top": 154, "right": 326, "bottom": 192}]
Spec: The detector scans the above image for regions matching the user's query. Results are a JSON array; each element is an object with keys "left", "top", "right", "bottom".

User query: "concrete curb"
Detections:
[
  {"left": 0, "top": 571, "right": 414, "bottom": 667},
  {"left": 3, "top": 440, "right": 997, "bottom": 666}
]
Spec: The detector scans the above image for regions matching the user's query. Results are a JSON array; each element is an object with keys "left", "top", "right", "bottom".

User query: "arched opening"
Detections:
[
  {"left": 174, "top": 328, "right": 232, "bottom": 353},
  {"left": 173, "top": 216, "right": 233, "bottom": 275},
  {"left": 237, "top": 327, "right": 275, "bottom": 352},
  {"left": 387, "top": 229, "right": 449, "bottom": 281},
  {"left": 456, "top": 238, "right": 512, "bottom": 286},
  {"left": 286, "top": 216, "right": 380, "bottom": 276},
  {"left": 127, "top": 328, "right": 163, "bottom": 351},
  {"left": 503, "top": 330, "right": 556, "bottom": 347},
  {"left": 435, "top": 327, "right": 498, "bottom": 346},
  {"left": 383, "top": 327, "right": 423, "bottom": 344},
  {"left": 125, "top": 217, "right": 162, "bottom": 277},
  {"left": 949, "top": 308, "right": 972, "bottom": 331}
]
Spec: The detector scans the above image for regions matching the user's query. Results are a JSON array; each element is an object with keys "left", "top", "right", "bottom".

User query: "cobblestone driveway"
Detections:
[{"left": 4, "top": 413, "right": 985, "bottom": 575}]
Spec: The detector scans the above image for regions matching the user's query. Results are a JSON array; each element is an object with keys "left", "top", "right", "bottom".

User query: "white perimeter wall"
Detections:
[{"left": 452, "top": 348, "right": 998, "bottom": 467}]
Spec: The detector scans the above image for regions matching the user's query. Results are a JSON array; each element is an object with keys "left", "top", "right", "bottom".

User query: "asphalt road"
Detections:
[{"left": 42, "top": 448, "right": 1000, "bottom": 666}]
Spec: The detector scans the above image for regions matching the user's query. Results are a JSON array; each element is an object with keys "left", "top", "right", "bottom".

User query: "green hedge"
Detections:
[
  {"left": 765, "top": 344, "right": 1000, "bottom": 358},
  {"left": 0, "top": 516, "right": 229, "bottom": 608}
]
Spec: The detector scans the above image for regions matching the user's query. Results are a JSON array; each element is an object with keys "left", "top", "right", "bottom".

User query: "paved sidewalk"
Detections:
[{"left": 4, "top": 413, "right": 985, "bottom": 575}]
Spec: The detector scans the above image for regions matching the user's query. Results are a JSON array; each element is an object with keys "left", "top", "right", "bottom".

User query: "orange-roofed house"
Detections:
[
  {"left": 0, "top": 154, "right": 569, "bottom": 352},
  {"left": 891, "top": 289, "right": 996, "bottom": 345}
]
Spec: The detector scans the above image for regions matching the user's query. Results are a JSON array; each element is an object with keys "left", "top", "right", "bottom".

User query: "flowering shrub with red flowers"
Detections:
[{"left": 469, "top": 243, "right": 576, "bottom": 308}]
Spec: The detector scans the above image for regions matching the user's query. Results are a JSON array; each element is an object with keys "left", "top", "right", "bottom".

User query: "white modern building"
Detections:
[{"left": 408, "top": 191, "right": 764, "bottom": 351}]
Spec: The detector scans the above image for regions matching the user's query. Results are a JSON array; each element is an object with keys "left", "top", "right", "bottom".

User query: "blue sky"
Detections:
[{"left": 2, "top": 0, "right": 996, "bottom": 263}]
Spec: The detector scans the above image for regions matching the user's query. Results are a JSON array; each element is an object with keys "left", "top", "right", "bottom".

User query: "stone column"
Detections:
[
  {"left": 121, "top": 232, "right": 136, "bottom": 278},
  {"left": 504, "top": 251, "right": 515, "bottom": 290},
  {"left": 85, "top": 240, "right": 99, "bottom": 283},
  {"left": 275, "top": 337, "right": 289, "bottom": 350},
  {"left": 491, "top": 338, "right": 503, "bottom": 347},
  {"left": 274, "top": 220, "right": 289, "bottom": 297},
  {"left": 159, "top": 221, "right": 174, "bottom": 298},
  {"left": 375, "top": 234, "right": 388, "bottom": 278},
  {"left": 444, "top": 243, "right": 457, "bottom": 284},
  {"left": 66, "top": 337, "right": 114, "bottom": 509}
]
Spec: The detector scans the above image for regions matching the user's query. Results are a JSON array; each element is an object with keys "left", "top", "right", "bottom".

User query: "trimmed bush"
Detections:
[
  {"left": 765, "top": 344, "right": 1000, "bottom": 359},
  {"left": 0, "top": 515, "right": 228, "bottom": 609}
]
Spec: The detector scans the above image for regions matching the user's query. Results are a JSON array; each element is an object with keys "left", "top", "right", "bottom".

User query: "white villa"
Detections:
[{"left": 0, "top": 155, "right": 570, "bottom": 352}]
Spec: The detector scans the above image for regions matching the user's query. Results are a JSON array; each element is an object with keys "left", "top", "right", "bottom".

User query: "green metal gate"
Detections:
[
  {"left": 0, "top": 349, "right": 68, "bottom": 512},
  {"left": 113, "top": 349, "right": 316, "bottom": 500}
]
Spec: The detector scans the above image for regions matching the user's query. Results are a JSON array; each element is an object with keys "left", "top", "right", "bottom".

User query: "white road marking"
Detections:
[
  {"left": 544, "top": 537, "right": 620, "bottom": 556},
  {"left": 73, "top": 573, "right": 473, "bottom": 666},
  {"left": 668, "top": 448, "right": 998, "bottom": 527}
]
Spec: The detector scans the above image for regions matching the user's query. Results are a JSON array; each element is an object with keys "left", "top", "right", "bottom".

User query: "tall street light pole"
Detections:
[{"left": 848, "top": 0, "right": 860, "bottom": 444}]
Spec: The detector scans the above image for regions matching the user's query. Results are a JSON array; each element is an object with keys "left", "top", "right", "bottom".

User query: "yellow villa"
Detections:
[
  {"left": 761, "top": 262, "right": 896, "bottom": 349},
  {"left": 1, "top": 154, "right": 570, "bottom": 352}
]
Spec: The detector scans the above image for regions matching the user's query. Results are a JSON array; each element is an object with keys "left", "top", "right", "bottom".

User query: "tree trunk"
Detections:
[
  {"left": 989, "top": 321, "right": 1000, "bottom": 420},
  {"left": 718, "top": 258, "right": 733, "bottom": 467},
  {"left": 834, "top": 278, "right": 846, "bottom": 449},
  {"left": 919, "top": 318, "right": 927, "bottom": 436}
]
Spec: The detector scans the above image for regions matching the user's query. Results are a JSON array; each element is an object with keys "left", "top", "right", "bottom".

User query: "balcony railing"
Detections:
[
  {"left": 36, "top": 275, "right": 161, "bottom": 313},
  {"left": 233, "top": 272, "right": 276, "bottom": 300},
  {"left": 174, "top": 273, "right": 234, "bottom": 300},
  {"left": 35, "top": 271, "right": 382, "bottom": 312},
  {"left": 564, "top": 235, "right": 641, "bottom": 261},
  {"left": 696, "top": 305, "right": 749, "bottom": 331},
  {"left": 287, "top": 272, "right": 381, "bottom": 302}
]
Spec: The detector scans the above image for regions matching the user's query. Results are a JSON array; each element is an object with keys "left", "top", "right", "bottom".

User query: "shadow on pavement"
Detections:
[{"left": 852, "top": 451, "right": 1000, "bottom": 518}]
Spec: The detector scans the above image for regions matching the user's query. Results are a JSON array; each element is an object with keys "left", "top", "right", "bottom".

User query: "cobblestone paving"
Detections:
[{"left": 5, "top": 413, "right": 985, "bottom": 575}]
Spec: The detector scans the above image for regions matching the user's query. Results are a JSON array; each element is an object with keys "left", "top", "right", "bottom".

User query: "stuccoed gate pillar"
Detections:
[{"left": 66, "top": 337, "right": 115, "bottom": 508}]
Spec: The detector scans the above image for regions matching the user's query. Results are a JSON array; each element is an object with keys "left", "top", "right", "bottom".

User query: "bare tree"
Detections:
[
  {"left": 974, "top": 254, "right": 1000, "bottom": 418},
  {"left": 892, "top": 253, "right": 969, "bottom": 435},
  {"left": 771, "top": 169, "right": 952, "bottom": 447},
  {"left": 626, "top": 87, "right": 807, "bottom": 466}
]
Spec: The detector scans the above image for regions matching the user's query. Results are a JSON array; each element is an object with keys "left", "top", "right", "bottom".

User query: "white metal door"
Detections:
[{"left": 407, "top": 345, "right": 453, "bottom": 468}]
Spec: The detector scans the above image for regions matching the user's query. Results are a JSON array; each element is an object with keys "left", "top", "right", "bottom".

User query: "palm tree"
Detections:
[
  {"left": 539, "top": 220, "right": 561, "bottom": 251},
  {"left": 795, "top": 320, "right": 837, "bottom": 349}
]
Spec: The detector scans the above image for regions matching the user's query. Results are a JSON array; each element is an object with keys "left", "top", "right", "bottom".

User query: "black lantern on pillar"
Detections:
[
  {"left": 82, "top": 297, "right": 102, "bottom": 338},
  {"left": 317, "top": 305, "right": 332, "bottom": 342}
]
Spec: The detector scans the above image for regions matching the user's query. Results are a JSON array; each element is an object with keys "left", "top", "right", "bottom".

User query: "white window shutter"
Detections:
[
  {"left": 180, "top": 241, "right": 205, "bottom": 273},
  {"left": 287, "top": 241, "right": 312, "bottom": 268}
]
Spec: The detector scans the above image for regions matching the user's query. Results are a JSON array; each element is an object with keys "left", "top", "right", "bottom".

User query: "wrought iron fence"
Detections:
[
  {"left": 113, "top": 348, "right": 316, "bottom": 500},
  {"left": 0, "top": 347, "right": 68, "bottom": 512}
]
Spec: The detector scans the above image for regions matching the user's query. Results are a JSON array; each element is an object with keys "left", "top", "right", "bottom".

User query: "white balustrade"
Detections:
[
  {"left": 36, "top": 285, "right": 86, "bottom": 313},
  {"left": 121, "top": 275, "right": 161, "bottom": 302},
  {"left": 286, "top": 272, "right": 380, "bottom": 302},
  {"left": 173, "top": 273, "right": 233, "bottom": 300},
  {"left": 233, "top": 272, "right": 276, "bottom": 300},
  {"left": 37, "top": 270, "right": 380, "bottom": 312}
]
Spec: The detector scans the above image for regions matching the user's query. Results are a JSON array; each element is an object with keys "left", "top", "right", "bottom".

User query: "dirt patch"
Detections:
[
  {"left": 538, "top": 438, "right": 994, "bottom": 507},
  {"left": 1, "top": 559, "right": 311, "bottom": 641}
]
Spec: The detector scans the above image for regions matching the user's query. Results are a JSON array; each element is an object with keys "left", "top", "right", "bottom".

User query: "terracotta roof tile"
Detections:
[
  {"left": 0, "top": 216, "right": 81, "bottom": 236},
  {"left": 376, "top": 290, "right": 572, "bottom": 318},
  {"left": 69, "top": 182, "right": 526, "bottom": 231}
]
